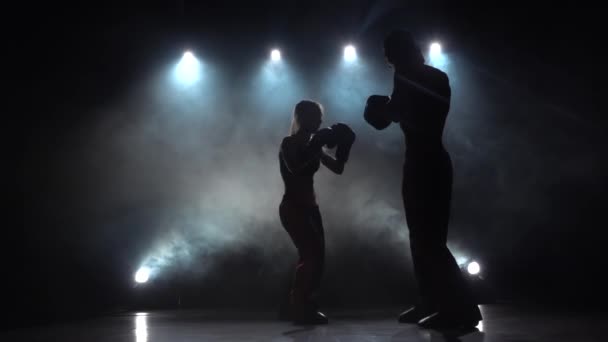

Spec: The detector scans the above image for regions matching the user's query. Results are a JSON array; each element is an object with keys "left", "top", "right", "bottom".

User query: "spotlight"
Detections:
[
  {"left": 175, "top": 50, "right": 201, "bottom": 85},
  {"left": 343, "top": 44, "right": 357, "bottom": 62},
  {"left": 134, "top": 267, "right": 151, "bottom": 284},
  {"left": 428, "top": 42, "right": 448, "bottom": 70},
  {"left": 467, "top": 261, "right": 481, "bottom": 275},
  {"left": 183, "top": 51, "right": 196, "bottom": 62},
  {"left": 271, "top": 49, "right": 281, "bottom": 62},
  {"left": 430, "top": 42, "right": 442, "bottom": 56}
]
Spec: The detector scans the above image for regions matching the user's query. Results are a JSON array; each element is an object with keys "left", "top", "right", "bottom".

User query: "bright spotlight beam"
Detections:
[
  {"left": 135, "top": 267, "right": 151, "bottom": 283},
  {"left": 183, "top": 51, "right": 195, "bottom": 61},
  {"left": 175, "top": 50, "right": 201, "bottom": 85},
  {"left": 430, "top": 42, "right": 442, "bottom": 56},
  {"left": 427, "top": 41, "right": 449, "bottom": 71},
  {"left": 467, "top": 261, "right": 481, "bottom": 275},
  {"left": 343, "top": 45, "right": 357, "bottom": 62},
  {"left": 271, "top": 49, "right": 281, "bottom": 62}
]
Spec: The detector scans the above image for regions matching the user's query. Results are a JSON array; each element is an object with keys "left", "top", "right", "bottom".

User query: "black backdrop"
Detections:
[{"left": 11, "top": 0, "right": 605, "bottom": 329}]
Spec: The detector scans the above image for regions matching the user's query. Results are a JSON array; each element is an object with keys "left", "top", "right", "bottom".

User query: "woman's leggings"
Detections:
[{"left": 279, "top": 199, "right": 325, "bottom": 307}]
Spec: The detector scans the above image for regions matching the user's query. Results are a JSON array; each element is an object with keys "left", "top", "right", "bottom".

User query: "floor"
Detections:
[{"left": 2, "top": 305, "right": 606, "bottom": 341}]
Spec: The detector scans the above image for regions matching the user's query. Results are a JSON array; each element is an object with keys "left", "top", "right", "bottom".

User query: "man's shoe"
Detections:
[
  {"left": 398, "top": 306, "right": 435, "bottom": 323},
  {"left": 418, "top": 311, "right": 480, "bottom": 330}
]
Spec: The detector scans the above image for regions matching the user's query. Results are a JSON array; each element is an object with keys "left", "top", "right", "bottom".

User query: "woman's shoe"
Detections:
[{"left": 293, "top": 310, "right": 328, "bottom": 325}]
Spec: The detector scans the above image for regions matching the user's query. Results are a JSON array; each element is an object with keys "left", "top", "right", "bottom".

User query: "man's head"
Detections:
[{"left": 384, "top": 29, "right": 425, "bottom": 70}]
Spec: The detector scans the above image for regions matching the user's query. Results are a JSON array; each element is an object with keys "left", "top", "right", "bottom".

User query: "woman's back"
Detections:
[{"left": 279, "top": 135, "right": 320, "bottom": 206}]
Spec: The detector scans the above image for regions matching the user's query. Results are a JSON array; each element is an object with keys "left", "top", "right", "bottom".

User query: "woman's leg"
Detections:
[
  {"left": 279, "top": 201, "right": 326, "bottom": 321},
  {"left": 308, "top": 206, "right": 326, "bottom": 300}
]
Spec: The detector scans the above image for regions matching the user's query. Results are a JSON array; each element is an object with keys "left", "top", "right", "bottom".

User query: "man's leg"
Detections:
[
  {"left": 399, "top": 166, "right": 438, "bottom": 323},
  {"left": 416, "top": 162, "right": 481, "bottom": 329}
]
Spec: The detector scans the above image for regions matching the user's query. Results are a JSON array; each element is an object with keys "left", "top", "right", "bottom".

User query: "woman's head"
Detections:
[
  {"left": 290, "top": 100, "right": 323, "bottom": 135},
  {"left": 384, "top": 29, "right": 425, "bottom": 70}
]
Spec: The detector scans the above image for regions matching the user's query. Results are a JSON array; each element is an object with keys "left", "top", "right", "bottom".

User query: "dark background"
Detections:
[{"left": 11, "top": 0, "right": 605, "bottom": 330}]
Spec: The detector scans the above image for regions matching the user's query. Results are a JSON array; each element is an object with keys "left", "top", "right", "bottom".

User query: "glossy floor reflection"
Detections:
[{"left": 2, "top": 305, "right": 606, "bottom": 341}]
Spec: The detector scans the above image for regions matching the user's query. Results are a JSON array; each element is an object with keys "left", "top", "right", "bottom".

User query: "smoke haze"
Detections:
[{"left": 16, "top": 5, "right": 605, "bottom": 319}]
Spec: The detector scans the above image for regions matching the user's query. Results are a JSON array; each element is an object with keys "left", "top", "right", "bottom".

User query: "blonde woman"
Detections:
[{"left": 278, "top": 100, "right": 355, "bottom": 324}]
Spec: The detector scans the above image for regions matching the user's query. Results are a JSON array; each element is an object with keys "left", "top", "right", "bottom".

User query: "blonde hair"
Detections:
[{"left": 289, "top": 100, "right": 324, "bottom": 135}]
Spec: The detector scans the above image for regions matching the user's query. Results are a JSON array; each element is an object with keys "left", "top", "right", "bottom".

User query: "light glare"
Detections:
[
  {"left": 430, "top": 42, "right": 442, "bottom": 56},
  {"left": 135, "top": 314, "right": 148, "bottom": 342},
  {"left": 467, "top": 261, "right": 481, "bottom": 275},
  {"left": 271, "top": 49, "right": 281, "bottom": 62},
  {"left": 135, "top": 267, "right": 151, "bottom": 283},
  {"left": 344, "top": 45, "right": 357, "bottom": 62},
  {"left": 175, "top": 50, "right": 201, "bottom": 85}
]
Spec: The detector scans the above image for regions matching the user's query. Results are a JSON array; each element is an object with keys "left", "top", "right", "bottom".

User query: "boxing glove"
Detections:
[
  {"left": 331, "top": 123, "right": 356, "bottom": 163},
  {"left": 308, "top": 127, "right": 337, "bottom": 150},
  {"left": 363, "top": 95, "right": 391, "bottom": 130}
]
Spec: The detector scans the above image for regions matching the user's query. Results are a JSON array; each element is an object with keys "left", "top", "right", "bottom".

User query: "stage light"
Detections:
[
  {"left": 467, "top": 261, "right": 481, "bottom": 275},
  {"left": 344, "top": 45, "right": 357, "bottom": 62},
  {"left": 183, "top": 51, "right": 195, "bottom": 62},
  {"left": 430, "top": 42, "right": 442, "bottom": 57},
  {"left": 428, "top": 42, "right": 448, "bottom": 70},
  {"left": 175, "top": 50, "right": 201, "bottom": 85},
  {"left": 134, "top": 266, "right": 151, "bottom": 283},
  {"left": 271, "top": 49, "right": 281, "bottom": 62}
]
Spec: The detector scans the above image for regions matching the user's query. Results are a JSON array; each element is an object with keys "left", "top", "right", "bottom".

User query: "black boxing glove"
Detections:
[
  {"left": 331, "top": 123, "right": 356, "bottom": 145},
  {"left": 331, "top": 123, "right": 356, "bottom": 163},
  {"left": 363, "top": 95, "right": 391, "bottom": 130},
  {"left": 308, "top": 127, "right": 337, "bottom": 150}
]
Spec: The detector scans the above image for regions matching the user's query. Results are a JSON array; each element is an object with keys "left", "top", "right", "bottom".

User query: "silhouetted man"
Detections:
[{"left": 364, "top": 29, "right": 482, "bottom": 330}]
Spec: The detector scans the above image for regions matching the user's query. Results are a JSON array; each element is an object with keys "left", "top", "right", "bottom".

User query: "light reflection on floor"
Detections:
[
  {"left": 2, "top": 305, "right": 606, "bottom": 342},
  {"left": 134, "top": 313, "right": 148, "bottom": 342}
]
